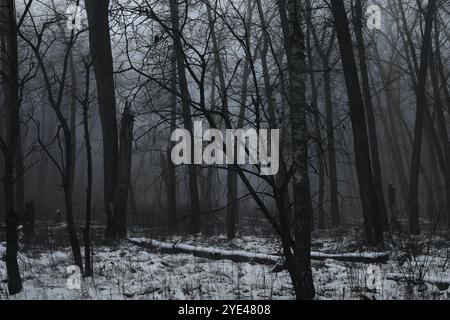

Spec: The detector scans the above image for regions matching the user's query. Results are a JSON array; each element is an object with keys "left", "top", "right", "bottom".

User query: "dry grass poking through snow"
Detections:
[{"left": 1, "top": 231, "right": 450, "bottom": 300}]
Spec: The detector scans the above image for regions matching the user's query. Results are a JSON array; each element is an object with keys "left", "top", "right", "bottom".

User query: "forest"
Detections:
[{"left": 1, "top": 0, "right": 450, "bottom": 300}]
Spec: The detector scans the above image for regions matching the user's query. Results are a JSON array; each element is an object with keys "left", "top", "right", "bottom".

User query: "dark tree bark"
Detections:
[
  {"left": 395, "top": 0, "right": 441, "bottom": 234},
  {"left": 305, "top": 20, "right": 325, "bottom": 230},
  {"left": 23, "top": 201, "right": 35, "bottom": 247},
  {"left": 277, "top": 0, "right": 315, "bottom": 300},
  {"left": 68, "top": 51, "right": 77, "bottom": 193},
  {"left": 433, "top": 16, "right": 450, "bottom": 229},
  {"left": 85, "top": 0, "right": 119, "bottom": 240},
  {"left": 0, "top": 155, "right": 4, "bottom": 222},
  {"left": 256, "top": 0, "right": 277, "bottom": 128},
  {"left": 323, "top": 65, "right": 341, "bottom": 228},
  {"left": 81, "top": 62, "right": 93, "bottom": 277},
  {"left": 387, "top": 1, "right": 441, "bottom": 232},
  {"left": 331, "top": 1, "right": 383, "bottom": 245},
  {"left": 429, "top": 49, "right": 450, "bottom": 227},
  {"left": 0, "top": 0, "right": 23, "bottom": 294},
  {"left": 114, "top": 102, "right": 134, "bottom": 239},
  {"left": 15, "top": 127, "right": 24, "bottom": 222},
  {"left": 166, "top": 49, "right": 178, "bottom": 233},
  {"left": 405, "top": 0, "right": 436, "bottom": 235},
  {"left": 305, "top": 2, "right": 340, "bottom": 228},
  {"left": 353, "top": 0, "right": 389, "bottom": 231},
  {"left": 61, "top": 97, "right": 84, "bottom": 274}
]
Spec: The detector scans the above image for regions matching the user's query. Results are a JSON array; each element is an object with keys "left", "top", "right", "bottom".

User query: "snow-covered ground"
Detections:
[{"left": 1, "top": 232, "right": 450, "bottom": 300}]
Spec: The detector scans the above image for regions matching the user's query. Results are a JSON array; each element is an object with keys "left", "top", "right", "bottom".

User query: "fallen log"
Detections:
[
  {"left": 310, "top": 251, "right": 389, "bottom": 263},
  {"left": 129, "top": 238, "right": 279, "bottom": 265},
  {"left": 386, "top": 273, "right": 450, "bottom": 291},
  {"left": 128, "top": 238, "right": 389, "bottom": 267}
]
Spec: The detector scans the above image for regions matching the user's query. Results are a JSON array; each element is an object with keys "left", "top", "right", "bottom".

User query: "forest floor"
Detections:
[{"left": 1, "top": 227, "right": 450, "bottom": 300}]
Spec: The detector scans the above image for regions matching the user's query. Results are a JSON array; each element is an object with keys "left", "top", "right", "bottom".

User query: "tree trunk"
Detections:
[
  {"left": 206, "top": 1, "right": 239, "bottom": 239},
  {"left": 433, "top": 17, "right": 450, "bottom": 229},
  {"left": 305, "top": 1, "right": 340, "bottom": 228},
  {"left": 23, "top": 201, "right": 35, "bottom": 247},
  {"left": 277, "top": 0, "right": 315, "bottom": 300},
  {"left": 15, "top": 126, "right": 24, "bottom": 222},
  {"left": 85, "top": 0, "right": 119, "bottom": 240},
  {"left": 406, "top": 0, "right": 436, "bottom": 235},
  {"left": 429, "top": 49, "right": 450, "bottom": 226},
  {"left": 0, "top": 0, "right": 23, "bottom": 295},
  {"left": 331, "top": 0, "right": 383, "bottom": 245},
  {"left": 324, "top": 70, "right": 341, "bottom": 228},
  {"left": 169, "top": 0, "right": 201, "bottom": 234},
  {"left": 353, "top": 0, "right": 389, "bottom": 231},
  {"left": 114, "top": 102, "right": 134, "bottom": 239},
  {"left": 373, "top": 49, "right": 409, "bottom": 208},
  {"left": 0, "top": 152, "right": 4, "bottom": 222},
  {"left": 68, "top": 51, "right": 77, "bottom": 194},
  {"left": 256, "top": 0, "right": 277, "bottom": 128},
  {"left": 18, "top": 0, "right": 84, "bottom": 271},
  {"left": 166, "top": 50, "right": 178, "bottom": 233},
  {"left": 305, "top": 27, "right": 325, "bottom": 230},
  {"left": 82, "top": 64, "right": 93, "bottom": 277},
  {"left": 63, "top": 136, "right": 84, "bottom": 273}
]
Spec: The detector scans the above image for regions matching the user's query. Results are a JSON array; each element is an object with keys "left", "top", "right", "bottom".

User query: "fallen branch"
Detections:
[
  {"left": 310, "top": 251, "right": 389, "bottom": 263},
  {"left": 386, "top": 273, "right": 450, "bottom": 291},
  {"left": 128, "top": 238, "right": 389, "bottom": 267},
  {"left": 129, "top": 238, "right": 280, "bottom": 265}
]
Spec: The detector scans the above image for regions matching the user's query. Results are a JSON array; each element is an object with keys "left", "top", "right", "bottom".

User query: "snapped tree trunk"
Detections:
[{"left": 114, "top": 102, "right": 134, "bottom": 239}]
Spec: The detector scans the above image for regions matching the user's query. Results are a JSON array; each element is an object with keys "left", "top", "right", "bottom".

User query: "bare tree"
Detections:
[
  {"left": 0, "top": 0, "right": 23, "bottom": 295},
  {"left": 85, "top": 0, "right": 120, "bottom": 240},
  {"left": 305, "top": 0, "right": 340, "bottom": 228},
  {"left": 331, "top": 0, "right": 383, "bottom": 245},
  {"left": 114, "top": 102, "right": 134, "bottom": 238},
  {"left": 19, "top": 0, "right": 84, "bottom": 272},
  {"left": 353, "top": 0, "right": 389, "bottom": 231},
  {"left": 166, "top": 49, "right": 178, "bottom": 232},
  {"left": 276, "top": 0, "right": 315, "bottom": 299},
  {"left": 402, "top": 0, "right": 436, "bottom": 235},
  {"left": 169, "top": 0, "right": 201, "bottom": 234},
  {"left": 79, "top": 58, "right": 93, "bottom": 277}
]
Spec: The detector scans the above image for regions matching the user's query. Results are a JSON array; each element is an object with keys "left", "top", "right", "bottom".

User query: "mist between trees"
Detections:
[
  {"left": 170, "top": 121, "right": 280, "bottom": 175},
  {"left": 1, "top": 0, "right": 449, "bottom": 300}
]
